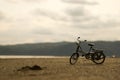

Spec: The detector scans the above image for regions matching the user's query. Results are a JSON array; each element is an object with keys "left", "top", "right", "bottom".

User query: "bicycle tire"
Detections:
[
  {"left": 92, "top": 52, "right": 106, "bottom": 64},
  {"left": 69, "top": 53, "right": 79, "bottom": 65}
]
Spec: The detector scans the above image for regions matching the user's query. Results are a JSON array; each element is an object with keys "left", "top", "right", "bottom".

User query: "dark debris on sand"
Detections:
[{"left": 17, "top": 65, "right": 43, "bottom": 71}]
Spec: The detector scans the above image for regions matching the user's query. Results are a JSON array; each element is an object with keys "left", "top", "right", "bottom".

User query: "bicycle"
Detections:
[{"left": 70, "top": 37, "right": 106, "bottom": 65}]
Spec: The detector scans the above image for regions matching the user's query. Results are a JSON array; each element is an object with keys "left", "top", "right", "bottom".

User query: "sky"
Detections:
[{"left": 0, "top": 0, "right": 120, "bottom": 45}]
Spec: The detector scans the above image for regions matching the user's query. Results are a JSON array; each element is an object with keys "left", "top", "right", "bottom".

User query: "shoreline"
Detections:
[{"left": 0, "top": 55, "right": 69, "bottom": 59}]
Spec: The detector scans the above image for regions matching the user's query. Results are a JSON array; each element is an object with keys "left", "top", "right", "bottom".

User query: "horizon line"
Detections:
[{"left": 0, "top": 40, "right": 120, "bottom": 46}]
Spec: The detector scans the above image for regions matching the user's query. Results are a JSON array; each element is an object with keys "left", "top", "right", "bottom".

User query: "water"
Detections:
[{"left": 0, "top": 55, "right": 69, "bottom": 59}]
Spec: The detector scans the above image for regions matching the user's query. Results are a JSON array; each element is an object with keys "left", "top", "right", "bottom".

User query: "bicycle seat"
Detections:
[{"left": 88, "top": 43, "right": 95, "bottom": 46}]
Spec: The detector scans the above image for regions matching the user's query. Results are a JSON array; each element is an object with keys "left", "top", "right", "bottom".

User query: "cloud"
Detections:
[
  {"left": 69, "top": 17, "right": 120, "bottom": 30},
  {"left": 30, "top": 0, "right": 98, "bottom": 23},
  {"left": 33, "top": 9, "right": 57, "bottom": 20},
  {"left": 98, "top": 20, "right": 120, "bottom": 28},
  {"left": 0, "top": 11, "right": 5, "bottom": 21},
  {"left": 32, "top": 8, "right": 68, "bottom": 21},
  {"left": 4, "top": 0, "right": 17, "bottom": 3},
  {"left": 24, "top": 0, "right": 47, "bottom": 3},
  {"left": 63, "top": 6, "right": 99, "bottom": 28},
  {"left": 65, "top": 7, "right": 85, "bottom": 17},
  {"left": 32, "top": 6, "right": 97, "bottom": 23},
  {"left": 33, "top": 27, "right": 54, "bottom": 35},
  {"left": 5, "top": 0, "right": 46, "bottom": 3},
  {"left": 64, "top": 6, "right": 94, "bottom": 21},
  {"left": 62, "top": 0, "right": 98, "bottom": 5},
  {"left": 0, "top": 0, "right": 120, "bottom": 45}
]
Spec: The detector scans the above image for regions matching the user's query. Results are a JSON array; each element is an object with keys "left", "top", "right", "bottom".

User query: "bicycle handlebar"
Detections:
[
  {"left": 76, "top": 37, "right": 87, "bottom": 46},
  {"left": 77, "top": 37, "right": 87, "bottom": 42},
  {"left": 77, "top": 37, "right": 80, "bottom": 41}
]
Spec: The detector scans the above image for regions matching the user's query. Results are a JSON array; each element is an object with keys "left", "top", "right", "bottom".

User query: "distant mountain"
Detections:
[{"left": 0, "top": 41, "right": 120, "bottom": 57}]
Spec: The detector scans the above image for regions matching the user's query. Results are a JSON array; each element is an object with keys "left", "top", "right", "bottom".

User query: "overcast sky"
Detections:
[{"left": 0, "top": 0, "right": 120, "bottom": 45}]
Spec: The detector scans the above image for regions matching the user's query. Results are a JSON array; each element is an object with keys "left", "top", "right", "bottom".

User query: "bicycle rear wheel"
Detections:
[
  {"left": 70, "top": 53, "right": 79, "bottom": 65},
  {"left": 92, "top": 52, "right": 105, "bottom": 64}
]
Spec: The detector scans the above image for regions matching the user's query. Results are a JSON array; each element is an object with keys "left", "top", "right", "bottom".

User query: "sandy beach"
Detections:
[{"left": 0, "top": 57, "right": 120, "bottom": 80}]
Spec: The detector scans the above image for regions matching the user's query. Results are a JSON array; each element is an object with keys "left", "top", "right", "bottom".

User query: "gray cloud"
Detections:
[
  {"left": 64, "top": 6, "right": 99, "bottom": 25},
  {"left": 32, "top": 8, "right": 69, "bottom": 21},
  {"left": 32, "top": 7, "right": 96, "bottom": 23},
  {"left": 62, "top": 0, "right": 98, "bottom": 5},
  {"left": 0, "top": 11, "right": 5, "bottom": 21},
  {"left": 34, "top": 9, "right": 57, "bottom": 19},
  {"left": 65, "top": 7, "right": 85, "bottom": 17},
  {"left": 70, "top": 18, "right": 120, "bottom": 30},
  {"left": 33, "top": 27, "right": 54, "bottom": 35},
  {"left": 99, "top": 20, "right": 120, "bottom": 28},
  {"left": 32, "top": 3, "right": 118, "bottom": 31}
]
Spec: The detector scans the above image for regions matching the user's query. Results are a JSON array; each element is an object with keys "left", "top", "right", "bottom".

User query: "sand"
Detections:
[{"left": 0, "top": 57, "right": 120, "bottom": 80}]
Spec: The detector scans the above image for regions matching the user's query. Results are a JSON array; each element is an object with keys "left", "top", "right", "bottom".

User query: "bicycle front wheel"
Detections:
[{"left": 70, "top": 53, "right": 79, "bottom": 65}]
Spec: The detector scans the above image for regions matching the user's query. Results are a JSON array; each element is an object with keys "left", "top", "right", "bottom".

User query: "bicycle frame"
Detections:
[{"left": 75, "top": 38, "right": 94, "bottom": 56}]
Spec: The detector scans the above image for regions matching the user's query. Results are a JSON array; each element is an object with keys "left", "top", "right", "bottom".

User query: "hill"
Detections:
[{"left": 0, "top": 41, "right": 120, "bottom": 57}]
